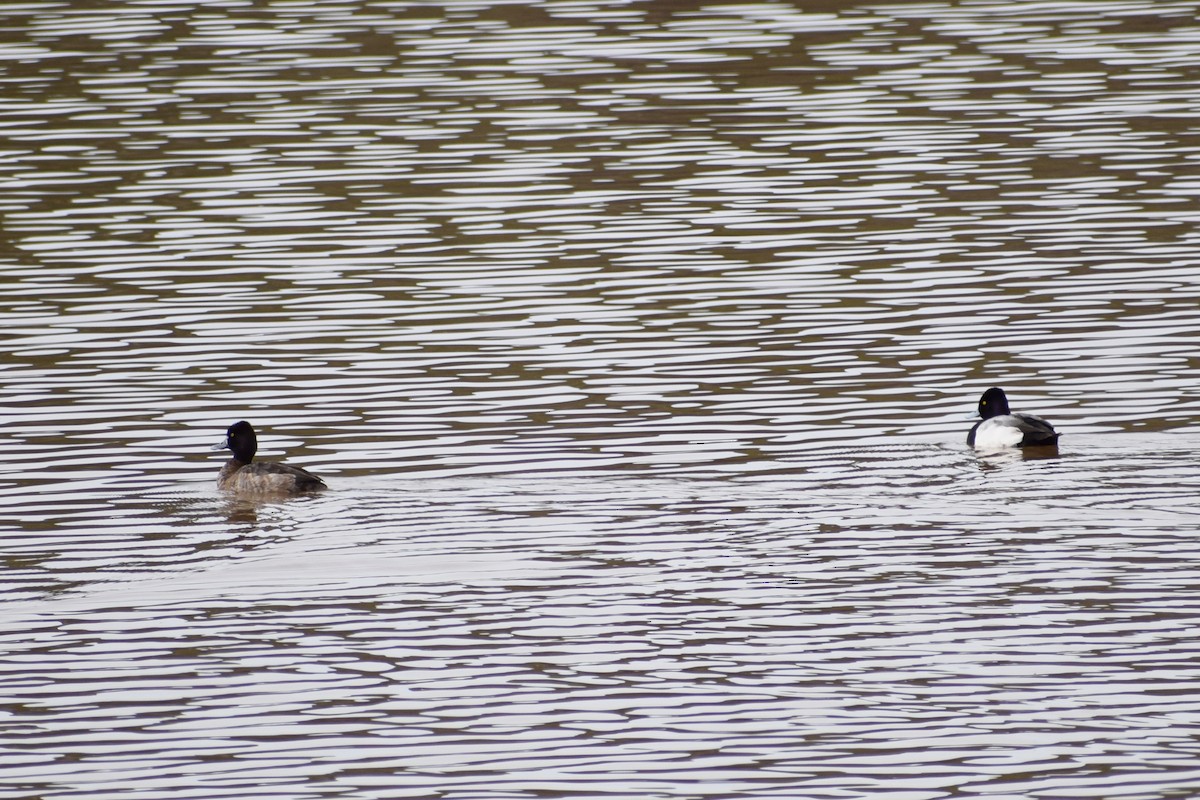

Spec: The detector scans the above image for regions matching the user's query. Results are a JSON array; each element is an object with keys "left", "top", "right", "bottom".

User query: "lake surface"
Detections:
[{"left": 3, "top": 0, "right": 1200, "bottom": 797}]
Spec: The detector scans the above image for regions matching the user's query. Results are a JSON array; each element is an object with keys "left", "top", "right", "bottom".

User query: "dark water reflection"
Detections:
[{"left": 3, "top": 1, "right": 1200, "bottom": 798}]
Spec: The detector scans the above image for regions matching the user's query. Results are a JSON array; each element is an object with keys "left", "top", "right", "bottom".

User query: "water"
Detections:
[{"left": 3, "top": 0, "right": 1200, "bottom": 797}]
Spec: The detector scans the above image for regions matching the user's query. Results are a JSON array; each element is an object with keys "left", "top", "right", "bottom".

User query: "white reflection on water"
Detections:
[
  {"left": 3, "top": 442, "right": 1200, "bottom": 798},
  {"left": 4, "top": 0, "right": 1200, "bottom": 797}
]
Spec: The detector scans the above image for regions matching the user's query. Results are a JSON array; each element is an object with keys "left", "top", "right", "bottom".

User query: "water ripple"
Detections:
[{"left": 4, "top": 1, "right": 1200, "bottom": 798}]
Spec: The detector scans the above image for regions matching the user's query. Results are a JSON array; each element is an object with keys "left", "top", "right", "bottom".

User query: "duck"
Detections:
[
  {"left": 967, "top": 387, "right": 1059, "bottom": 448},
  {"left": 213, "top": 420, "right": 326, "bottom": 494}
]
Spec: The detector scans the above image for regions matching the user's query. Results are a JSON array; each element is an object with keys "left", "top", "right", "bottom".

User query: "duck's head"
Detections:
[
  {"left": 978, "top": 387, "right": 1011, "bottom": 420},
  {"left": 213, "top": 420, "right": 257, "bottom": 463}
]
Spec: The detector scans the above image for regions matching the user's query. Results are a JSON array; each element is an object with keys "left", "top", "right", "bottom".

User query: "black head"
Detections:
[
  {"left": 214, "top": 420, "right": 258, "bottom": 463},
  {"left": 977, "top": 387, "right": 1011, "bottom": 420}
]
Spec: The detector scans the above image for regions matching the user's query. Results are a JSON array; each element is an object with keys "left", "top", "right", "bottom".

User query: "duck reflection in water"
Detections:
[{"left": 213, "top": 421, "right": 327, "bottom": 495}]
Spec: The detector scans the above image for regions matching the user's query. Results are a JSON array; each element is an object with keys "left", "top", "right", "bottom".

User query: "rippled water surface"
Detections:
[{"left": 3, "top": 0, "right": 1200, "bottom": 797}]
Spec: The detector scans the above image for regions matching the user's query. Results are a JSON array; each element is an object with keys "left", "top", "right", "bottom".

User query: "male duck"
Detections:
[
  {"left": 967, "top": 387, "right": 1059, "bottom": 448},
  {"left": 213, "top": 420, "right": 326, "bottom": 494}
]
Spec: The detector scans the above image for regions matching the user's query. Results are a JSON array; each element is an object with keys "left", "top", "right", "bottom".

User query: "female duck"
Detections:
[
  {"left": 213, "top": 421, "right": 326, "bottom": 494},
  {"left": 968, "top": 387, "right": 1059, "bottom": 448}
]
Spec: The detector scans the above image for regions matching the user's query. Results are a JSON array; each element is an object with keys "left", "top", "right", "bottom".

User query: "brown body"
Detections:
[{"left": 217, "top": 458, "right": 326, "bottom": 494}]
